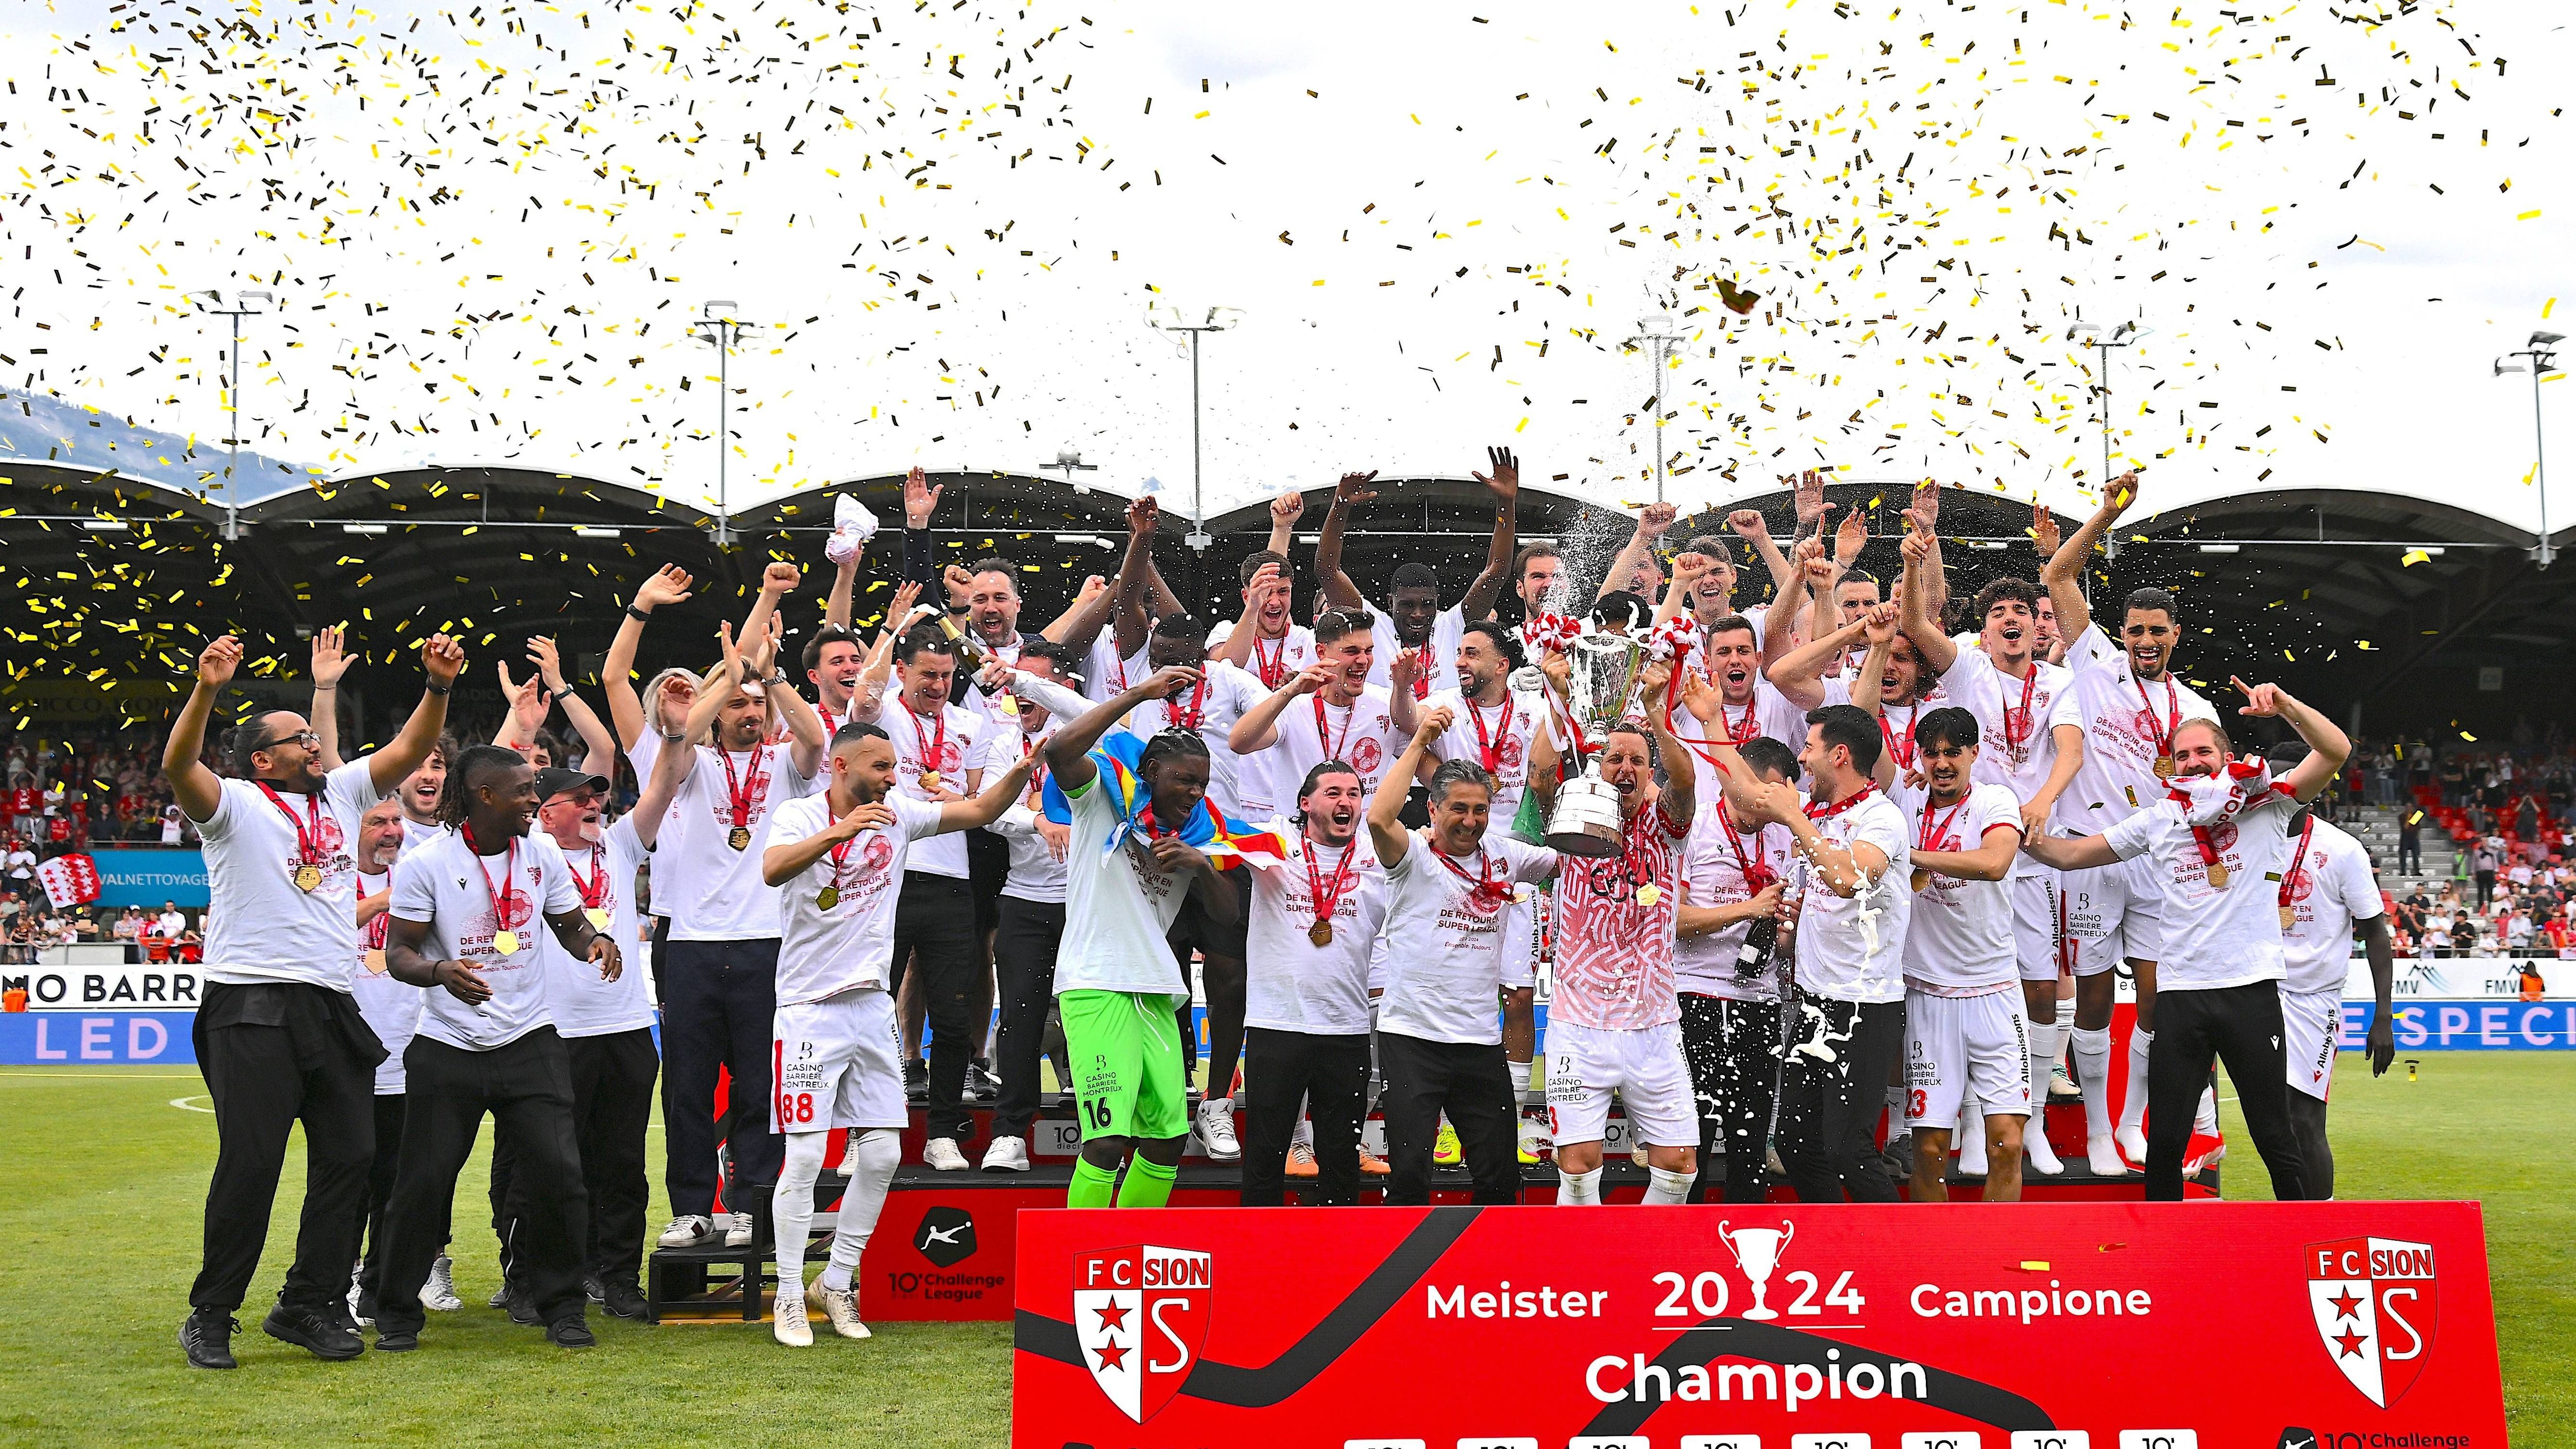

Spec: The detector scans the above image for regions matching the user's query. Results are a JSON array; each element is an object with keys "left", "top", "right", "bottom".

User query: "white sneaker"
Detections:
[
  {"left": 422, "top": 1255, "right": 462, "bottom": 1312},
  {"left": 818, "top": 1280, "right": 872, "bottom": 1340},
  {"left": 2047, "top": 1062, "right": 2082, "bottom": 1101},
  {"left": 923, "top": 1137, "right": 970, "bottom": 1172},
  {"left": 979, "top": 1135, "right": 1031, "bottom": 1172},
  {"left": 2024, "top": 1122, "right": 2066, "bottom": 1177},
  {"left": 1195, "top": 1099, "right": 1241, "bottom": 1162},
  {"left": 1516, "top": 1114, "right": 1553, "bottom": 1164},
  {"left": 2086, "top": 1132, "right": 2129, "bottom": 1177},
  {"left": 658, "top": 1215, "right": 715, "bottom": 1249},
  {"left": 772, "top": 1284, "right": 813, "bottom": 1348},
  {"left": 723, "top": 1212, "right": 756, "bottom": 1249},
  {"left": 2114, "top": 1122, "right": 2150, "bottom": 1168}
]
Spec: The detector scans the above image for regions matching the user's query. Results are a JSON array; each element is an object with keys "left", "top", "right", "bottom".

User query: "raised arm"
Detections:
[
  {"left": 164, "top": 636, "right": 243, "bottom": 822},
  {"left": 1595, "top": 502, "right": 1677, "bottom": 603},
  {"left": 1228, "top": 666, "right": 1330, "bottom": 756},
  {"left": 1313, "top": 471, "right": 1378, "bottom": 611},
  {"left": 1766, "top": 613, "right": 1869, "bottom": 712},
  {"left": 1642, "top": 662, "right": 1697, "bottom": 822},
  {"left": 936, "top": 751, "right": 1041, "bottom": 834},
  {"left": 1458, "top": 446, "right": 1520, "bottom": 622},
  {"left": 625, "top": 703, "right": 699, "bottom": 850},
  {"left": 1896, "top": 525, "right": 1959, "bottom": 676},
  {"left": 492, "top": 659, "right": 549, "bottom": 752},
  {"left": 1760, "top": 533, "right": 1820, "bottom": 662},
  {"left": 309, "top": 627, "right": 352, "bottom": 771},
  {"left": 1039, "top": 573, "right": 1110, "bottom": 646},
  {"left": 1653, "top": 552, "right": 1710, "bottom": 632},
  {"left": 1749, "top": 779, "right": 1885, "bottom": 899},
  {"left": 1369, "top": 709, "right": 1448, "bottom": 867},
  {"left": 2041, "top": 471, "right": 2137, "bottom": 646},
  {"left": 529, "top": 636, "right": 617, "bottom": 776},
  {"left": 605, "top": 565, "right": 694, "bottom": 750},
  {"left": 824, "top": 544, "right": 861, "bottom": 633},
  {"left": 1212, "top": 562, "right": 1288, "bottom": 671},
  {"left": 1046, "top": 666, "right": 1201, "bottom": 792},
  {"left": 736, "top": 560, "right": 803, "bottom": 675},
  {"left": 1265, "top": 488, "right": 1304, "bottom": 558},
  {"left": 2233, "top": 678, "right": 2352, "bottom": 803},
  {"left": 367, "top": 636, "right": 466, "bottom": 796},
  {"left": 1905, "top": 480, "right": 1949, "bottom": 625},
  {"left": 1729, "top": 508, "right": 1798, "bottom": 621}
]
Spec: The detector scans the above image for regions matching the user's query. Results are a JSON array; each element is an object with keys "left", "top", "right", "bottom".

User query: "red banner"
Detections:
[{"left": 1013, "top": 1203, "right": 2505, "bottom": 1447}]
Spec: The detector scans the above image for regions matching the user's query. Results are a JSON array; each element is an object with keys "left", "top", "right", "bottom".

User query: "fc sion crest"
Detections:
[
  {"left": 2306, "top": 1236, "right": 2438, "bottom": 1408},
  {"left": 1073, "top": 1245, "right": 1212, "bottom": 1423}
]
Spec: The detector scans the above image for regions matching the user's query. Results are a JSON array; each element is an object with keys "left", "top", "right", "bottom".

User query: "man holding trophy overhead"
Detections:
[{"left": 1526, "top": 622, "right": 1701, "bottom": 1207}]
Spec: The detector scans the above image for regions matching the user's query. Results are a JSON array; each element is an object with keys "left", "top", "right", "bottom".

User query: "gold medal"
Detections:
[
  {"left": 816, "top": 886, "right": 841, "bottom": 912},
  {"left": 585, "top": 907, "right": 611, "bottom": 931},
  {"left": 2205, "top": 862, "right": 2230, "bottom": 890},
  {"left": 2153, "top": 755, "right": 2176, "bottom": 778},
  {"left": 493, "top": 929, "right": 521, "bottom": 957},
  {"left": 727, "top": 825, "right": 753, "bottom": 851},
  {"left": 1308, "top": 919, "right": 1334, "bottom": 948},
  {"left": 994, "top": 693, "right": 1020, "bottom": 718},
  {"left": 293, "top": 862, "right": 324, "bottom": 892},
  {"left": 1636, "top": 883, "right": 1663, "bottom": 908},
  {"left": 1909, "top": 868, "right": 1930, "bottom": 894},
  {"left": 919, "top": 770, "right": 941, "bottom": 790},
  {"left": 2279, "top": 905, "right": 2296, "bottom": 931},
  {"left": 363, "top": 949, "right": 388, "bottom": 975}
]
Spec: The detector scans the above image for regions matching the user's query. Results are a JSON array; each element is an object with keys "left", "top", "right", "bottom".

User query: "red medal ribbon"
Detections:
[
  {"left": 1712, "top": 797, "right": 1775, "bottom": 892},
  {"left": 1803, "top": 783, "right": 1878, "bottom": 822},
  {"left": 2002, "top": 662, "right": 2040, "bottom": 757},
  {"left": 2133, "top": 672, "right": 2182, "bottom": 760},
  {"left": 903, "top": 704, "right": 947, "bottom": 784},
  {"left": 1917, "top": 792, "right": 1973, "bottom": 854},
  {"left": 826, "top": 829, "right": 860, "bottom": 892},
  {"left": 1311, "top": 694, "right": 1357, "bottom": 763},
  {"left": 1432, "top": 841, "right": 1509, "bottom": 908},
  {"left": 2163, "top": 785, "right": 2227, "bottom": 870},
  {"left": 1165, "top": 673, "right": 1210, "bottom": 734},
  {"left": 1463, "top": 694, "right": 1510, "bottom": 776},
  {"left": 1303, "top": 837, "right": 1359, "bottom": 933},
  {"left": 2279, "top": 813, "right": 2318, "bottom": 915},
  {"left": 254, "top": 782, "right": 326, "bottom": 868},
  {"left": 1020, "top": 729, "right": 1048, "bottom": 798},
  {"left": 1879, "top": 704, "right": 1921, "bottom": 773},
  {"left": 460, "top": 823, "right": 520, "bottom": 942},
  {"left": 715, "top": 745, "right": 769, "bottom": 828},
  {"left": 1719, "top": 698, "right": 1762, "bottom": 747},
  {"left": 567, "top": 843, "right": 612, "bottom": 912},
  {"left": 1250, "top": 632, "right": 1289, "bottom": 689}
]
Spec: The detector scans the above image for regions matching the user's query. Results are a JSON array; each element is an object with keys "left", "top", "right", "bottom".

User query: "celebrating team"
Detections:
[{"left": 171, "top": 457, "right": 2398, "bottom": 1368}]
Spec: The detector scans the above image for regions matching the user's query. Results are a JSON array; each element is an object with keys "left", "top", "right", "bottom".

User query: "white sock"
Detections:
[
  {"left": 2072, "top": 1027, "right": 2114, "bottom": 1139},
  {"left": 2055, "top": 996, "right": 2076, "bottom": 1035},
  {"left": 2120, "top": 1028, "right": 2154, "bottom": 1132},
  {"left": 1556, "top": 1165, "right": 1604, "bottom": 1205},
  {"left": 1643, "top": 1165, "right": 1693, "bottom": 1204},
  {"left": 822, "top": 1130, "right": 900, "bottom": 1293},
  {"left": 2027, "top": 1018, "right": 2064, "bottom": 1122},
  {"left": 1956, "top": 1106, "right": 1988, "bottom": 1176},
  {"left": 1509, "top": 1057, "right": 1534, "bottom": 1104},
  {"left": 1885, "top": 1084, "right": 1909, "bottom": 1132},
  {"left": 773, "top": 1132, "right": 828, "bottom": 1292},
  {"left": 2193, "top": 1084, "right": 2219, "bottom": 1137}
]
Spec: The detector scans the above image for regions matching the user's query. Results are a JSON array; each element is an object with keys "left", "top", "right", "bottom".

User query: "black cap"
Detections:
[{"left": 533, "top": 765, "right": 611, "bottom": 804}]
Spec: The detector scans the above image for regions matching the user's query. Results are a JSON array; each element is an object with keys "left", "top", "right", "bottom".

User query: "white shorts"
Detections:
[
  {"left": 771, "top": 987, "right": 908, "bottom": 1135},
  {"left": 2059, "top": 854, "right": 2165, "bottom": 977},
  {"left": 1500, "top": 894, "right": 1540, "bottom": 991},
  {"left": 2011, "top": 868, "right": 2069, "bottom": 983},
  {"left": 1545, "top": 1017, "right": 1697, "bottom": 1149},
  {"left": 1903, "top": 988, "right": 2032, "bottom": 1127},
  {"left": 2282, "top": 985, "right": 2341, "bottom": 1103}
]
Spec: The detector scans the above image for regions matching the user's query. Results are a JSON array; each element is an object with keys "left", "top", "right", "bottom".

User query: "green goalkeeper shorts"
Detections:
[{"left": 1059, "top": 988, "right": 1191, "bottom": 1143}]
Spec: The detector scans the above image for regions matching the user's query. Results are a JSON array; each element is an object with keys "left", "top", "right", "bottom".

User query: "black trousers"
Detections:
[
  {"left": 1774, "top": 994, "right": 1905, "bottom": 1204},
  {"left": 378, "top": 1029, "right": 589, "bottom": 1334},
  {"left": 2475, "top": 870, "right": 2496, "bottom": 907},
  {"left": 2397, "top": 838, "right": 2421, "bottom": 874},
  {"left": 1239, "top": 1028, "right": 1371, "bottom": 1206},
  {"left": 356, "top": 1092, "right": 408, "bottom": 1303},
  {"left": 2146, "top": 982, "right": 2309, "bottom": 1202},
  {"left": 189, "top": 981, "right": 384, "bottom": 1314},
  {"left": 1377, "top": 1030, "right": 1520, "bottom": 1205},
  {"left": 890, "top": 873, "right": 982, "bottom": 1142},
  {"left": 659, "top": 936, "right": 782, "bottom": 1219},
  {"left": 495, "top": 1027, "right": 660, "bottom": 1286},
  {"left": 991, "top": 895, "right": 1065, "bottom": 1141},
  {"left": 1680, "top": 993, "right": 1784, "bottom": 1204}
]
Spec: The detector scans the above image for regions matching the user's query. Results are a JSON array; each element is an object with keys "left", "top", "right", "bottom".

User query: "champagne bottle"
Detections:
[{"left": 1733, "top": 913, "right": 1780, "bottom": 982}]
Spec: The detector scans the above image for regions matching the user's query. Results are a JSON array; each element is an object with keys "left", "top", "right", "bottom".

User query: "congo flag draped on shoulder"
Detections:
[{"left": 1042, "top": 727, "right": 1291, "bottom": 872}]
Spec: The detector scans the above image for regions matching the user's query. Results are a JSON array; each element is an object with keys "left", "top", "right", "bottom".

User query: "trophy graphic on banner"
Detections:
[
  {"left": 1717, "top": 1219, "right": 1795, "bottom": 1320},
  {"left": 1541, "top": 630, "right": 1649, "bottom": 857}
]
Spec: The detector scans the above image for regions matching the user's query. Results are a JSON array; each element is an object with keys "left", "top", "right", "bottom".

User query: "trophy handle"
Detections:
[
  {"left": 1776, "top": 1219, "right": 1794, "bottom": 1249},
  {"left": 1715, "top": 1220, "right": 1737, "bottom": 1251}
]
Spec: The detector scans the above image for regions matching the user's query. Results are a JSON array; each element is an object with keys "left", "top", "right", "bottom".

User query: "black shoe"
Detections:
[
  {"left": 180, "top": 1307, "right": 239, "bottom": 1370},
  {"left": 904, "top": 1061, "right": 929, "bottom": 1102},
  {"left": 546, "top": 1317, "right": 597, "bottom": 1349},
  {"left": 969, "top": 1059, "right": 1000, "bottom": 1102},
  {"left": 374, "top": 1325, "right": 419, "bottom": 1352},
  {"left": 599, "top": 1278, "right": 651, "bottom": 1322},
  {"left": 263, "top": 1300, "right": 366, "bottom": 1361},
  {"left": 499, "top": 1286, "right": 544, "bottom": 1326},
  {"left": 583, "top": 1274, "right": 607, "bottom": 1304}
]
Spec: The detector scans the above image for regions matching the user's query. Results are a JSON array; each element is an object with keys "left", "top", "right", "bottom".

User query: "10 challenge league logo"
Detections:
[{"left": 1072, "top": 1245, "right": 1212, "bottom": 1424}]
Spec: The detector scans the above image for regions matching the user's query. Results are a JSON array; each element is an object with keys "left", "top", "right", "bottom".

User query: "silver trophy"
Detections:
[{"left": 1544, "top": 631, "right": 1648, "bottom": 857}]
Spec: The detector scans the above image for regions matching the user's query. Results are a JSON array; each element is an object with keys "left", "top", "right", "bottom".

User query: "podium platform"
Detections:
[{"left": 646, "top": 1092, "right": 2216, "bottom": 1325}]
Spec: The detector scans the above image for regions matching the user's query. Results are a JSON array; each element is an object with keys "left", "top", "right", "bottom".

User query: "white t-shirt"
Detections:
[
  {"left": 1675, "top": 801, "right": 1794, "bottom": 1001},
  {"left": 1259, "top": 686, "right": 1400, "bottom": 811},
  {"left": 983, "top": 727, "right": 1067, "bottom": 904},
  {"left": 1819, "top": 675, "right": 1948, "bottom": 815},
  {"left": 1243, "top": 832, "right": 1388, "bottom": 1036},
  {"left": 194, "top": 761, "right": 388, "bottom": 990},
  {"left": 1674, "top": 677, "right": 1808, "bottom": 816},
  {"left": 1369, "top": 602, "right": 1467, "bottom": 698},
  {"left": 392, "top": 827, "right": 581, "bottom": 1051},
  {"left": 1080, "top": 633, "right": 1154, "bottom": 705},
  {"left": 350, "top": 869, "right": 420, "bottom": 1094},
  {"left": 538, "top": 818, "right": 655, "bottom": 1038},
  {"left": 1128, "top": 661, "right": 1267, "bottom": 819},
  {"left": 155, "top": 908, "right": 187, "bottom": 937},
  {"left": 1053, "top": 771, "right": 1198, "bottom": 1000},
  {"left": 1939, "top": 650, "right": 2081, "bottom": 861},
  {"left": 663, "top": 743, "right": 815, "bottom": 941},
  {"left": 1420, "top": 687, "right": 1544, "bottom": 833},
  {"left": 1376, "top": 833, "right": 1561, "bottom": 1045},
  {"left": 1900, "top": 783, "right": 2024, "bottom": 995},
  {"left": 885, "top": 701, "right": 987, "bottom": 880},
  {"left": 2062, "top": 625, "right": 2221, "bottom": 834},
  {"left": 1792, "top": 789, "right": 1912, "bottom": 1004},
  {"left": 2279, "top": 815, "right": 2384, "bottom": 996},
  {"left": 2105, "top": 790, "right": 2298, "bottom": 992},
  {"left": 1207, "top": 621, "right": 1317, "bottom": 818},
  {"left": 766, "top": 789, "right": 943, "bottom": 1005}
]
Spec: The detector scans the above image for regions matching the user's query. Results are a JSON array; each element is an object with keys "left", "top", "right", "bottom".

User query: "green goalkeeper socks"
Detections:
[
  {"left": 1067, "top": 1156, "right": 1121, "bottom": 1208},
  {"left": 1114, "top": 1155, "right": 1178, "bottom": 1208}
]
